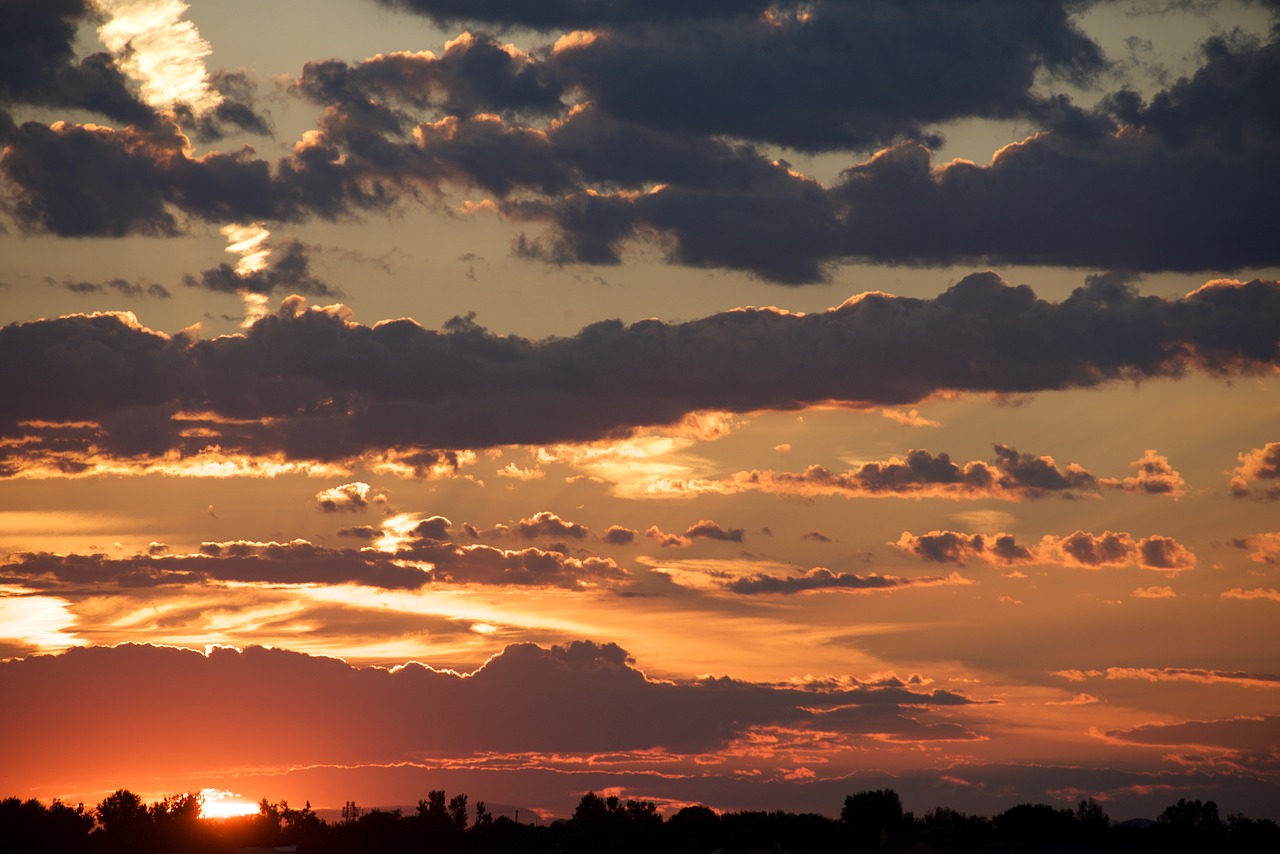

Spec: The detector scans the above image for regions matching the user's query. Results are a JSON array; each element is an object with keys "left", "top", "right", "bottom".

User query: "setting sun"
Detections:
[{"left": 198, "top": 789, "right": 260, "bottom": 820}]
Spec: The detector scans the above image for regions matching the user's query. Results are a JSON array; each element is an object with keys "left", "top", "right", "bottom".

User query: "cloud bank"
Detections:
[{"left": 1, "top": 274, "right": 1276, "bottom": 476}]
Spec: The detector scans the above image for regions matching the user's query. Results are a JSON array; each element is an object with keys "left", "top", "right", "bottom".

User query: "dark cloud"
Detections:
[
  {"left": 5, "top": 10, "right": 1276, "bottom": 283},
  {"left": 294, "top": 35, "right": 563, "bottom": 122},
  {"left": 412, "top": 515, "right": 453, "bottom": 540},
  {"left": 801, "top": 530, "right": 832, "bottom": 543},
  {"left": 1, "top": 275, "right": 1278, "bottom": 475},
  {"left": 1105, "top": 715, "right": 1280, "bottom": 772},
  {"left": 52, "top": 277, "right": 172, "bottom": 299},
  {"left": 549, "top": 0, "right": 1104, "bottom": 153},
  {"left": 725, "top": 567, "right": 964, "bottom": 596},
  {"left": 5, "top": 542, "right": 427, "bottom": 590},
  {"left": 520, "top": 33, "right": 1280, "bottom": 281},
  {"left": 337, "top": 525, "right": 381, "bottom": 540},
  {"left": 0, "top": 0, "right": 154, "bottom": 126},
  {"left": 683, "top": 520, "right": 745, "bottom": 543},
  {"left": 372, "top": 0, "right": 770, "bottom": 29},
  {"left": 510, "top": 511, "right": 590, "bottom": 540},
  {"left": 895, "top": 529, "right": 1195, "bottom": 570},
  {"left": 602, "top": 525, "right": 637, "bottom": 545},
  {"left": 1114, "top": 715, "right": 1280, "bottom": 753},
  {"left": 315, "top": 482, "right": 383, "bottom": 513},
  {"left": 3, "top": 527, "right": 627, "bottom": 591},
  {"left": 0, "top": 1, "right": 268, "bottom": 145},
  {"left": 171, "top": 70, "right": 272, "bottom": 143},
  {"left": 894, "top": 531, "right": 1036, "bottom": 566},
  {"left": 727, "top": 443, "right": 1101, "bottom": 501},
  {"left": 183, "top": 239, "right": 339, "bottom": 297},
  {"left": 0, "top": 640, "right": 981, "bottom": 786},
  {"left": 0, "top": 117, "right": 391, "bottom": 237}
]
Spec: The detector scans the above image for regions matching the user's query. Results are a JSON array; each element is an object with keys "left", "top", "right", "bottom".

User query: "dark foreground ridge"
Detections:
[{"left": 2, "top": 787, "right": 1278, "bottom": 853}]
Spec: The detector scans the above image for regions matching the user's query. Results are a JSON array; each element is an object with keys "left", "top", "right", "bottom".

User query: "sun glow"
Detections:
[
  {"left": 198, "top": 788, "right": 259, "bottom": 820},
  {"left": 97, "top": 0, "right": 225, "bottom": 114}
]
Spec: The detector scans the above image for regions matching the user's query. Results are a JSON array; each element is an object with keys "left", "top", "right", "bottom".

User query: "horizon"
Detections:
[{"left": 2, "top": 0, "right": 1279, "bottom": 827}]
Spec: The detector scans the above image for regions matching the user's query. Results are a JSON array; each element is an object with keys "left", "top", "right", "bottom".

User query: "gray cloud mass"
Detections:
[{"left": 0, "top": 273, "right": 1276, "bottom": 473}]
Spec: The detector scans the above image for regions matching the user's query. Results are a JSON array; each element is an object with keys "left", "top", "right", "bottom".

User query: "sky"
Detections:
[{"left": 1, "top": 0, "right": 1279, "bottom": 824}]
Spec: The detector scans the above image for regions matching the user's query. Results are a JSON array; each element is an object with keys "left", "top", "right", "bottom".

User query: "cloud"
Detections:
[
  {"left": 1230, "top": 442, "right": 1280, "bottom": 499},
  {"left": 1229, "top": 532, "right": 1280, "bottom": 563},
  {"left": 895, "top": 529, "right": 1196, "bottom": 571},
  {"left": 724, "top": 567, "right": 969, "bottom": 596},
  {"left": 411, "top": 515, "right": 452, "bottom": 540},
  {"left": 315, "top": 481, "right": 386, "bottom": 513},
  {"left": 184, "top": 235, "right": 339, "bottom": 298},
  {"left": 1221, "top": 587, "right": 1280, "bottom": 602},
  {"left": 800, "top": 531, "right": 832, "bottom": 543},
  {"left": 0, "top": 0, "right": 154, "bottom": 126},
  {"left": 1054, "top": 667, "right": 1280, "bottom": 688},
  {"left": 0, "top": 640, "right": 985, "bottom": 788},
  {"left": 602, "top": 525, "right": 637, "bottom": 545},
  {"left": 2, "top": 520, "right": 629, "bottom": 591},
  {"left": 645, "top": 520, "right": 744, "bottom": 548},
  {"left": 881, "top": 408, "right": 941, "bottom": 428},
  {"left": 892, "top": 531, "right": 1036, "bottom": 566},
  {"left": 683, "top": 520, "right": 745, "bottom": 543},
  {"left": 645, "top": 525, "right": 691, "bottom": 549},
  {"left": 510, "top": 511, "right": 589, "bottom": 540},
  {"left": 372, "top": 0, "right": 772, "bottom": 29},
  {"left": 0, "top": 116, "right": 386, "bottom": 237},
  {"left": 1, "top": 275, "right": 1278, "bottom": 477},
  {"left": 293, "top": 36, "right": 563, "bottom": 123},
  {"left": 1133, "top": 585, "right": 1177, "bottom": 599},
  {"left": 724, "top": 444, "right": 1102, "bottom": 502},
  {"left": 1104, "top": 715, "right": 1280, "bottom": 762},
  {"left": 376, "top": 1, "right": 1103, "bottom": 154},
  {"left": 3, "top": 10, "right": 1278, "bottom": 286},
  {"left": 1101, "top": 449, "right": 1186, "bottom": 497},
  {"left": 52, "top": 277, "right": 172, "bottom": 299}
]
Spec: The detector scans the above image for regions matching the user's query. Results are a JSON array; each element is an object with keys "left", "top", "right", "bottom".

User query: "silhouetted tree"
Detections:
[
  {"left": 993, "top": 802, "right": 1080, "bottom": 852},
  {"left": 148, "top": 792, "right": 206, "bottom": 853},
  {"left": 842, "top": 788, "right": 906, "bottom": 848},
  {"left": 448, "top": 792, "right": 469, "bottom": 832},
  {"left": 95, "top": 789, "right": 154, "bottom": 853},
  {"left": 0, "top": 797, "right": 94, "bottom": 853},
  {"left": 1160, "top": 797, "right": 1223, "bottom": 835},
  {"left": 666, "top": 804, "right": 721, "bottom": 853},
  {"left": 1155, "top": 798, "right": 1225, "bottom": 853},
  {"left": 1225, "top": 812, "right": 1280, "bottom": 853},
  {"left": 918, "top": 805, "right": 994, "bottom": 853}
]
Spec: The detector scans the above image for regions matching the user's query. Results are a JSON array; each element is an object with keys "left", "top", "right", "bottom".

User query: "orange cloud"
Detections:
[
  {"left": 1230, "top": 442, "right": 1280, "bottom": 499},
  {"left": 1054, "top": 667, "right": 1280, "bottom": 688},
  {"left": 1221, "top": 588, "right": 1280, "bottom": 603},
  {"left": 1100, "top": 450, "right": 1185, "bottom": 497},
  {"left": 895, "top": 530, "right": 1195, "bottom": 571}
]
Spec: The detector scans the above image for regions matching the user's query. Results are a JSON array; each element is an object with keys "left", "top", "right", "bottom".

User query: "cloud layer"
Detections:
[
  {"left": 3, "top": 2, "right": 1279, "bottom": 281},
  {"left": 1, "top": 275, "right": 1276, "bottom": 476}
]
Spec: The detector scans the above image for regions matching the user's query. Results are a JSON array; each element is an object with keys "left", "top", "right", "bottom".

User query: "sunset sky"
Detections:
[{"left": 2, "top": 0, "right": 1279, "bottom": 824}]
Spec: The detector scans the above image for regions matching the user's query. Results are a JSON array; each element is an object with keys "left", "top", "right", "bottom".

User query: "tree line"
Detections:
[{"left": 2, "top": 786, "right": 1278, "bottom": 853}]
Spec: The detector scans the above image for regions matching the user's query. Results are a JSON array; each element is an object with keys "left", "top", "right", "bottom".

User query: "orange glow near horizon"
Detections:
[{"left": 198, "top": 788, "right": 260, "bottom": 820}]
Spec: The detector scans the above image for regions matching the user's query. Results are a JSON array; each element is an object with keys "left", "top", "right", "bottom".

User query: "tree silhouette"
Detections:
[
  {"left": 842, "top": 788, "right": 906, "bottom": 848},
  {"left": 95, "top": 789, "right": 154, "bottom": 853},
  {"left": 448, "top": 792, "right": 468, "bottom": 832},
  {"left": 3, "top": 785, "right": 1279, "bottom": 853},
  {"left": 0, "top": 797, "right": 94, "bottom": 853}
]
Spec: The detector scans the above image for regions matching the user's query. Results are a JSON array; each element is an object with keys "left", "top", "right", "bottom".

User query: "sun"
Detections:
[{"left": 198, "top": 789, "right": 260, "bottom": 820}]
